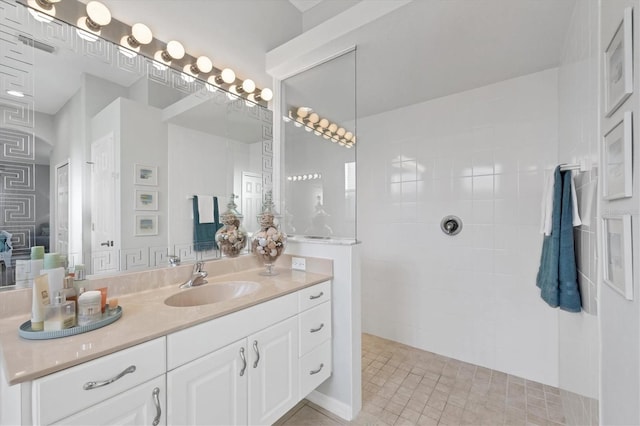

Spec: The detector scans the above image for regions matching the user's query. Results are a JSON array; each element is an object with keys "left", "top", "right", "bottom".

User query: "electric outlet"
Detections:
[{"left": 291, "top": 257, "right": 306, "bottom": 271}]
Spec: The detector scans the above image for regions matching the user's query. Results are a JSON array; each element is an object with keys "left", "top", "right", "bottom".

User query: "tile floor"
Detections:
[{"left": 277, "top": 333, "right": 566, "bottom": 425}]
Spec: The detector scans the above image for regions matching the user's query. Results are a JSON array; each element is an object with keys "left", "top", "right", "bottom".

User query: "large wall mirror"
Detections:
[{"left": 0, "top": 1, "right": 273, "bottom": 287}]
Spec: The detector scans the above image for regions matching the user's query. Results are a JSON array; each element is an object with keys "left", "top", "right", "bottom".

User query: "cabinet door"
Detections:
[
  {"left": 56, "top": 376, "right": 165, "bottom": 426},
  {"left": 248, "top": 316, "right": 299, "bottom": 425},
  {"left": 167, "top": 339, "right": 248, "bottom": 426}
]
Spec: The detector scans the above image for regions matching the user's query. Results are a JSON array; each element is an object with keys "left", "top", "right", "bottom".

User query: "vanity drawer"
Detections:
[
  {"left": 299, "top": 340, "right": 332, "bottom": 399},
  {"left": 32, "top": 337, "right": 166, "bottom": 425},
  {"left": 299, "top": 301, "right": 331, "bottom": 356},
  {"left": 298, "top": 281, "right": 331, "bottom": 312}
]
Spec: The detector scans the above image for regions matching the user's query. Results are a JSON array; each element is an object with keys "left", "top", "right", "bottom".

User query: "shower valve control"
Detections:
[{"left": 440, "top": 215, "right": 462, "bottom": 236}]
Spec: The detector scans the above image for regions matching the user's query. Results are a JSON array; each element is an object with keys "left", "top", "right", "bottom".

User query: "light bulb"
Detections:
[
  {"left": 294, "top": 117, "right": 304, "bottom": 127},
  {"left": 227, "top": 85, "right": 240, "bottom": 100},
  {"left": 77, "top": 1, "right": 111, "bottom": 38},
  {"left": 318, "top": 118, "right": 329, "bottom": 129},
  {"left": 336, "top": 127, "right": 346, "bottom": 137},
  {"left": 344, "top": 131, "right": 353, "bottom": 141},
  {"left": 27, "top": 0, "right": 58, "bottom": 22},
  {"left": 156, "top": 40, "right": 184, "bottom": 64},
  {"left": 187, "top": 55, "right": 212, "bottom": 75},
  {"left": 120, "top": 23, "right": 152, "bottom": 54},
  {"left": 240, "top": 79, "right": 255, "bottom": 94},
  {"left": 297, "top": 107, "right": 311, "bottom": 118},
  {"left": 328, "top": 123, "right": 338, "bottom": 133},
  {"left": 308, "top": 113, "right": 319, "bottom": 124},
  {"left": 257, "top": 88, "right": 273, "bottom": 101},
  {"left": 215, "top": 68, "right": 236, "bottom": 85},
  {"left": 167, "top": 40, "right": 185, "bottom": 59}
]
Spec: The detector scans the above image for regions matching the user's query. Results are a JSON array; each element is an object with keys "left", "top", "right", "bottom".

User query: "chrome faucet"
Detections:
[{"left": 179, "top": 261, "right": 208, "bottom": 289}]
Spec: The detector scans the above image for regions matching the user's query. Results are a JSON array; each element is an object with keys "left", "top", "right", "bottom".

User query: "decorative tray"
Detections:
[{"left": 18, "top": 306, "right": 123, "bottom": 340}]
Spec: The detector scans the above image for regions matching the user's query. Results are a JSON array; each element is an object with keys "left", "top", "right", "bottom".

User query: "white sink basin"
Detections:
[{"left": 164, "top": 281, "right": 261, "bottom": 307}]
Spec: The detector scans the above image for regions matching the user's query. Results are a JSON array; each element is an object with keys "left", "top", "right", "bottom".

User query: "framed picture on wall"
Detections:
[
  {"left": 134, "top": 215, "right": 158, "bottom": 236},
  {"left": 602, "top": 111, "right": 632, "bottom": 200},
  {"left": 134, "top": 190, "right": 158, "bottom": 211},
  {"left": 134, "top": 164, "right": 158, "bottom": 186},
  {"left": 602, "top": 215, "right": 633, "bottom": 300},
  {"left": 604, "top": 7, "right": 633, "bottom": 117}
]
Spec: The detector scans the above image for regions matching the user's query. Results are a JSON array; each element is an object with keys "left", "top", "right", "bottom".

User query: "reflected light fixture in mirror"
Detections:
[
  {"left": 286, "top": 106, "right": 356, "bottom": 148},
  {"left": 119, "top": 23, "right": 153, "bottom": 58},
  {"left": 76, "top": 1, "right": 111, "bottom": 42},
  {"left": 27, "top": 0, "right": 59, "bottom": 23}
]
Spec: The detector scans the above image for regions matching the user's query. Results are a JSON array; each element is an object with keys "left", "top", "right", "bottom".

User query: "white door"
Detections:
[
  {"left": 91, "top": 134, "right": 119, "bottom": 274},
  {"left": 248, "top": 316, "right": 299, "bottom": 425},
  {"left": 54, "top": 162, "right": 69, "bottom": 256},
  {"left": 56, "top": 376, "right": 165, "bottom": 426},
  {"left": 241, "top": 172, "right": 262, "bottom": 231},
  {"left": 167, "top": 339, "right": 248, "bottom": 426}
]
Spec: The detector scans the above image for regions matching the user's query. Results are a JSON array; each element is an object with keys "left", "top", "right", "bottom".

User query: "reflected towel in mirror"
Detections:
[{"left": 192, "top": 196, "right": 220, "bottom": 251}]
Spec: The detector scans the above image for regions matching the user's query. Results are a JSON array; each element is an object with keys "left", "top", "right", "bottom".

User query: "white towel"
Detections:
[
  {"left": 569, "top": 173, "right": 582, "bottom": 227},
  {"left": 197, "top": 195, "right": 214, "bottom": 224},
  {"left": 540, "top": 171, "right": 555, "bottom": 236}
]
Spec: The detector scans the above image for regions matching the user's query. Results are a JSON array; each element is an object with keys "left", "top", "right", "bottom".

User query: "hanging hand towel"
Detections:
[
  {"left": 536, "top": 167, "right": 581, "bottom": 312},
  {"left": 193, "top": 196, "right": 220, "bottom": 251},
  {"left": 197, "top": 195, "right": 215, "bottom": 224}
]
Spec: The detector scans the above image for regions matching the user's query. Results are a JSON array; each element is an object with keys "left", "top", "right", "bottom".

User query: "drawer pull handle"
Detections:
[
  {"left": 310, "top": 363, "right": 324, "bottom": 375},
  {"left": 152, "top": 387, "right": 161, "bottom": 426},
  {"left": 83, "top": 365, "right": 136, "bottom": 390},
  {"left": 309, "top": 291, "right": 324, "bottom": 300},
  {"left": 253, "top": 340, "right": 260, "bottom": 368},
  {"left": 239, "top": 347, "right": 247, "bottom": 376},
  {"left": 310, "top": 323, "right": 325, "bottom": 333}
]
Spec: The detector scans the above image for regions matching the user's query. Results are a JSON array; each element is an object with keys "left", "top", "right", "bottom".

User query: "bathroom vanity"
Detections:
[{"left": 0, "top": 257, "right": 333, "bottom": 425}]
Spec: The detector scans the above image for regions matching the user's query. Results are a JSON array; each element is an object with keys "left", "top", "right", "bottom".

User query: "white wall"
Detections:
[
  {"left": 167, "top": 124, "right": 242, "bottom": 253},
  {"left": 599, "top": 2, "right": 640, "bottom": 425},
  {"left": 359, "top": 69, "right": 560, "bottom": 385},
  {"left": 556, "top": 1, "right": 600, "bottom": 424}
]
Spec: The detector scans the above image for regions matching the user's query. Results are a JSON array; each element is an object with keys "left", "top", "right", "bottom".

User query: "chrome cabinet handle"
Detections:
[
  {"left": 253, "top": 340, "right": 260, "bottom": 368},
  {"left": 239, "top": 347, "right": 247, "bottom": 376},
  {"left": 310, "top": 323, "right": 325, "bottom": 333},
  {"left": 83, "top": 365, "right": 136, "bottom": 390},
  {"left": 152, "top": 387, "right": 161, "bottom": 426},
  {"left": 309, "top": 291, "right": 324, "bottom": 300},
  {"left": 310, "top": 363, "right": 324, "bottom": 375}
]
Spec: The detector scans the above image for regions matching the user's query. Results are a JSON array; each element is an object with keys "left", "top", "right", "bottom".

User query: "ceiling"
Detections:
[{"left": 35, "top": 0, "right": 576, "bottom": 123}]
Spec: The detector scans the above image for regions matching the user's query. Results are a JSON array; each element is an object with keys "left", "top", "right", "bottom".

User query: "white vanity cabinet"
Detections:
[
  {"left": 31, "top": 337, "right": 166, "bottom": 425},
  {"left": 167, "top": 339, "right": 248, "bottom": 425},
  {"left": 166, "top": 281, "right": 331, "bottom": 426},
  {"left": 247, "top": 316, "right": 299, "bottom": 425},
  {"left": 166, "top": 316, "right": 299, "bottom": 426},
  {"left": 54, "top": 376, "right": 166, "bottom": 426}
]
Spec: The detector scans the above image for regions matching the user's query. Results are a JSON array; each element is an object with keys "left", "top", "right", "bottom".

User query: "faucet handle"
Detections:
[{"left": 193, "top": 261, "right": 205, "bottom": 273}]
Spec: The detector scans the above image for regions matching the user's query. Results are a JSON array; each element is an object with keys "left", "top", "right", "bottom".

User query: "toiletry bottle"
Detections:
[
  {"left": 44, "top": 292, "right": 76, "bottom": 331},
  {"left": 62, "top": 276, "right": 77, "bottom": 308},
  {"left": 77, "top": 291, "right": 102, "bottom": 326},
  {"left": 31, "top": 274, "right": 50, "bottom": 331}
]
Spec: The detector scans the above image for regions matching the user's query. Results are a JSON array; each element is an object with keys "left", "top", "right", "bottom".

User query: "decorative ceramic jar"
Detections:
[
  {"left": 215, "top": 194, "right": 247, "bottom": 258},
  {"left": 251, "top": 191, "right": 287, "bottom": 275}
]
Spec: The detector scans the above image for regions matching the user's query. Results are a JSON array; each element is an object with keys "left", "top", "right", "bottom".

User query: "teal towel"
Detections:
[
  {"left": 536, "top": 167, "right": 581, "bottom": 312},
  {"left": 193, "top": 196, "right": 221, "bottom": 252}
]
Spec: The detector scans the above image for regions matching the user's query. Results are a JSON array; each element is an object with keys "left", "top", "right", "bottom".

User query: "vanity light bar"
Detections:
[
  {"left": 19, "top": 0, "right": 272, "bottom": 108},
  {"left": 286, "top": 173, "right": 323, "bottom": 182},
  {"left": 283, "top": 106, "right": 356, "bottom": 148}
]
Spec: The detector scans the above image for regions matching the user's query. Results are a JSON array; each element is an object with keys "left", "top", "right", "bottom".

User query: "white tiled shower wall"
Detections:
[
  {"left": 556, "top": 0, "right": 599, "bottom": 424},
  {"left": 359, "top": 68, "right": 561, "bottom": 386}
]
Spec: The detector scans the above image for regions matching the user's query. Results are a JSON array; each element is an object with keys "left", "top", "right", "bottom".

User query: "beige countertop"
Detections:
[{"left": 0, "top": 267, "right": 331, "bottom": 386}]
